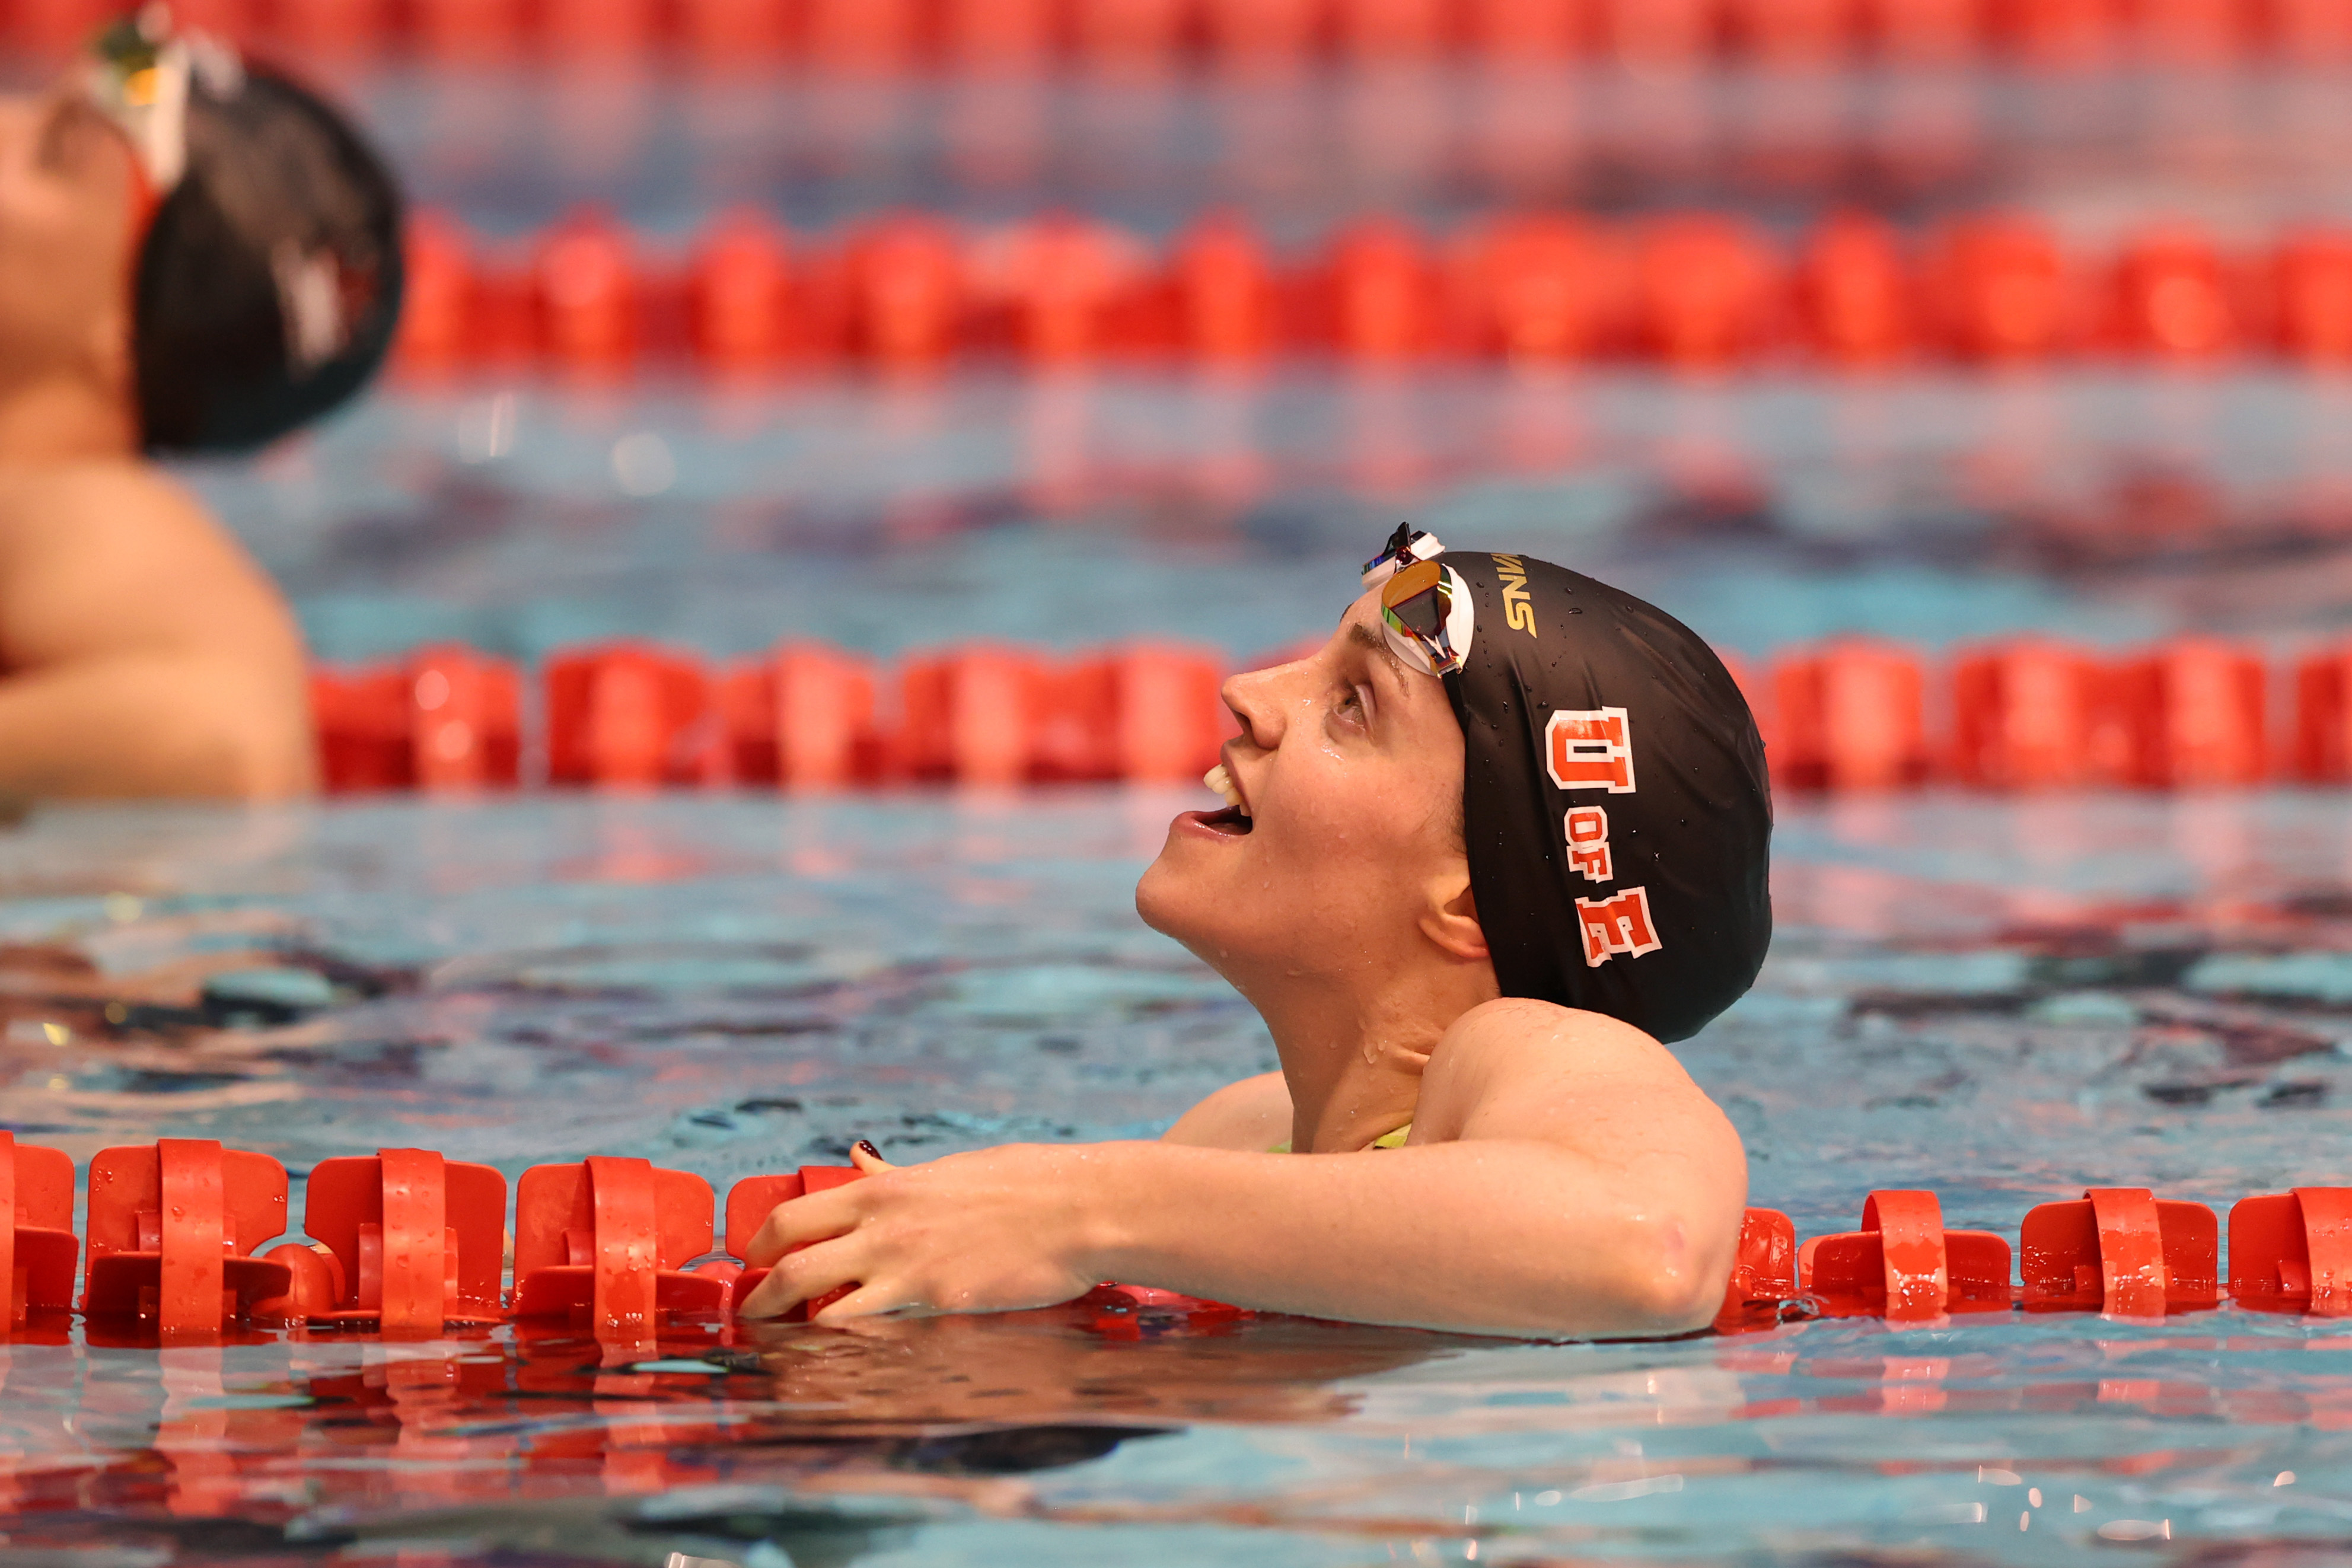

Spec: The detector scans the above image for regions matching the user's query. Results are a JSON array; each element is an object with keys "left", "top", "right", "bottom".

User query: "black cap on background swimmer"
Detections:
[
  {"left": 1366, "top": 526, "right": 1773, "bottom": 1043},
  {"left": 107, "top": 12, "right": 404, "bottom": 454}
]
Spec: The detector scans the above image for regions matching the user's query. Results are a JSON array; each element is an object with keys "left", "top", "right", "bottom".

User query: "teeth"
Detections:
[{"left": 1204, "top": 764, "right": 1245, "bottom": 812}]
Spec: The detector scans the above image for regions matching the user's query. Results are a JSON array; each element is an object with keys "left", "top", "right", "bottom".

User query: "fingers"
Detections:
[
  {"left": 850, "top": 1139, "right": 897, "bottom": 1175},
  {"left": 742, "top": 1184, "right": 865, "bottom": 1269},
  {"left": 812, "top": 1279, "right": 928, "bottom": 1324},
  {"left": 737, "top": 1235, "right": 865, "bottom": 1321}
]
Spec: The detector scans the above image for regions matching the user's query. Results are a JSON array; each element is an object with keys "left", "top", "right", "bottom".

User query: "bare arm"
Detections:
[
  {"left": 745, "top": 998, "right": 1748, "bottom": 1339},
  {"left": 0, "top": 466, "right": 314, "bottom": 799}
]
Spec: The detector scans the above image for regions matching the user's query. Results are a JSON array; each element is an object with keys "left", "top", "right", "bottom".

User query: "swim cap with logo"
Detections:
[
  {"left": 93, "top": 10, "right": 405, "bottom": 454},
  {"left": 1366, "top": 527, "right": 1773, "bottom": 1044}
]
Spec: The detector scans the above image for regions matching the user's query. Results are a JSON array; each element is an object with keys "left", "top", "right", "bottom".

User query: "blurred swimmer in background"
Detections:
[
  {"left": 0, "top": 6, "right": 401, "bottom": 798},
  {"left": 742, "top": 528, "right": 1774, "bottom": 1340}
]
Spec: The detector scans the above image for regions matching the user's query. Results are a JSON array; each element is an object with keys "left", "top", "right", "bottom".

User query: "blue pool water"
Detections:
[{"left": 5, "top": 789, "right": 2352, "bottom": 1564}]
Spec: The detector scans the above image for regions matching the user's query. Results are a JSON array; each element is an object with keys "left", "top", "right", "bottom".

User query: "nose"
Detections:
[{"left": 1220, "top": 658, "right": 1296, "bottom": 756}]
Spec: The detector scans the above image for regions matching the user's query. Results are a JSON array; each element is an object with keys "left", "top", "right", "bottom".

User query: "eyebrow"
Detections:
[{"left": 1346, "top": 619, "right": 1412, "bottom": 681}]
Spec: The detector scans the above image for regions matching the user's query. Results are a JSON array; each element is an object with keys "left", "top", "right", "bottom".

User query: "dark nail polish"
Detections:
[{"left": 856, "top": 1139, "right": 881, "bottom": 1159}]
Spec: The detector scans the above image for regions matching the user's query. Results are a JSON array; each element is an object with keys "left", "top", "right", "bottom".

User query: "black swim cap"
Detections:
[
  {"left": 1368, "top": 529, "right": 1773, "bottom": 1043},
  {"left": 130, "top": 49, "right": 404, "bottom": 454}
]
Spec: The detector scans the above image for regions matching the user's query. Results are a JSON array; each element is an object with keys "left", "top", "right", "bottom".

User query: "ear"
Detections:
[{"left": 1417, "top": 865, "right": 1490, "bottom": 964}]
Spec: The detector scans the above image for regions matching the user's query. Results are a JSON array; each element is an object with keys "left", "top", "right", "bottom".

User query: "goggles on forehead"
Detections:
[
  {"left": 1361, "top": 525, "right": 1475, "bottom": 678},
  {"left": 82, "top": 7, "right": 242, "bottom": 203}
]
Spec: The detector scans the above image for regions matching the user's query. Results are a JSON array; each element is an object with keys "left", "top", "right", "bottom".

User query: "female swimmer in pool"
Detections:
[
  {"left": 0, "top": 8, "right": 401, "bottom": 798},
  {"left": 743, "top": 530, "right": 1774, "bottom": 1338}
]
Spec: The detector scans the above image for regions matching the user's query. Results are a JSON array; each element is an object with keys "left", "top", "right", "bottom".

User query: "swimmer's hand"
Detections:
[{"left": 736, "top": 1141, "right": 1115, "bottom": 1323}]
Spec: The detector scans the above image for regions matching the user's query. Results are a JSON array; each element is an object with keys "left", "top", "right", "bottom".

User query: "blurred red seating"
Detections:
[
  {"left": 2114, "top": 638, "right": 2268, "bottom": 788},
  {"left": 257, "top": 1149, "right": 507, "bottom": 1333},
  {"left": 1773, "top": 640, "right": 1929, "bottom": 791},
  {"left": 2229, "top": 1188, "right": 2352, "bottom": 1315},
  {"left": 82, "top": 1140, "right": 291, "bottom": 1339},
  {"left": 2114, "top": 225, "right": 2238, "bottom": 359},
  {"left": 511, "top": 1158, "right": 726, "bottom": 1338},
  {"left": 690, "top": 211, "right": 796, "bottom": 372},
  {"left": 1800, "top": 1190, "right": 2013, "bottom": 1321},
  {"left": 1800, "top": 212, "right": 1915, "bottom": 365},
  {"left": 2, "top": 1132, "right": 78, "bottom": 1330},
  {"left": 536, "top": 211, "right": 640, "bottom": 374},
  {"left": 1329, "top": 219, "right": 1439, "bottom": 361},
  {"left": 2293, "top": 643, "right": 2352, "bottom": 783},
  {"left": 2275, "top": 229, "right": 2352, "bottom": 364},
  {"left": 1176, "top": 216, "right": 1280, "bottom": 361},
  {"left": 849, "top": 216, "right": 967, "bottom": 367},
  {"left": 1639, "top": 215, "right": 1780, "bottom": 370},
  {"left": 1935, "top": 214, "right": 2078, "bottom": 360},
  {"left": 678, "top": 0, "right": 792, "bottom": 59},
  {"left": 543, "top": 0, "right": 662, "bottom": 53},
  {"left": 546, "top": 644, "right": 718, "bottom": 789},
  {"left": 1949, "top": 639, "right": 2115, "bottom": 789},
  {"left": 1458, "top": 213, "right": 1623, "bottom": 363},
  {"left": 2019, "top": 1188, "right": 2217, "bottom": 1317},
  {"left": 721, "top": 645, "right": 885, "bottom": 790}
]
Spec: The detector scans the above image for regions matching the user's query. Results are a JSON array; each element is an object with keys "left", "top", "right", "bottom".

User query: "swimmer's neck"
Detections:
[
  {"left": 0, "top": 370, "right": 141, "bottom": 471},
  {"left": 1253, "top": 967, "right": 1495, "bottom": 1155}
]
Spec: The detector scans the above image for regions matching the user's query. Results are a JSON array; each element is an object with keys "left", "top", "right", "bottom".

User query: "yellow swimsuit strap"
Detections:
[{"left": 1270, "top": 1122, "right": 1412, "bottom": 1155}]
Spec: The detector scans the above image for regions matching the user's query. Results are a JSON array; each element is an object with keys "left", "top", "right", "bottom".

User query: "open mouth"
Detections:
[{"left": 1198, "top": 805, "right": 1254, "bottom": 836}]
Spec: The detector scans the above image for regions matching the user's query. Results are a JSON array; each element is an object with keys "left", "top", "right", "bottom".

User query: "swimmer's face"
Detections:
[
  {"left": 1137, "top": 589, "right": 1477, "bottom": 995},
  {"left": 0, "top": 88, "right": 141, "bottom": 398}
]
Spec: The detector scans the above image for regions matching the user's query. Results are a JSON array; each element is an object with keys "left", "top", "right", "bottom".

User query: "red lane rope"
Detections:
[
  {"left": 313, "top": 635, "right": 2352, "bottom": 795},
  {"left": 6, "top": 0, "right": 2343, "bottom": 71},
  {"left": 13, "top": 1139, "right": 2348, "bottom": 1343},
  {"left": 388, "top": 208, "right": 2352, "bottom": 379}
]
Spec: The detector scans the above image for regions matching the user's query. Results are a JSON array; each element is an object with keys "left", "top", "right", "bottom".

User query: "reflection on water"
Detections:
[{"left": 6, "top": 791, "right": 2352, "bottom": 1562}]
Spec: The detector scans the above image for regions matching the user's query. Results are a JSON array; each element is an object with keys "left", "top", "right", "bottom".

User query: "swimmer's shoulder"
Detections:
[
  {"left": 1163, "top": 1069, "right": 1292, "bottom": 1150},
  {"left": 1413, "top": 996, "right": 1712, "bottom": 1147},
  {"left": 0, "top": 460, "right": 216, "bottom": 550}
]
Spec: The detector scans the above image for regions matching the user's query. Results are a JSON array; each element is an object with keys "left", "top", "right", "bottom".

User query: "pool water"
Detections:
[{"left": 5, "top": 788, "right": 2352, "bottom": 1564}]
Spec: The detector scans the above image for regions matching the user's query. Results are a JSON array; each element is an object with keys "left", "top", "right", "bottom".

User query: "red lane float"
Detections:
[
  {"left": 2117, "top": 638, "right": 2268, "bottom": 789},
  {"left": 257, "top": 1150, "right": 508, "bottom": 1333},
  {"left": 2229, "top": 1187, "right": 2352, "bottom": 1315},
  {"left": 1772, "top": 641, "right": 1929, "bottom": 792},
  {"left": 315, "top": 647, "right": 524, "bottom": 795},
  {"left": 1949, "top": 639, "right": 2116, "bottom": 790},
  {"left": 546, "top": 643, "right": 719, "bottom": 788},
  {"left": 722, "top": 1167, "right": 864, "bottom": 1322},
  {"left": 1799, "top": 1190, "right": 2012, "bottom": 1321},
  {"left": 81, "top": 1140, "right": 291, "bottom": 1338},
  {"left": 390, "top": 206, "right": 2352, "bottom": 377},
  {"left": 2019, "top": 1187, "right": 2219, "bottom": 1317},
  {"left": 2, "top": 1132, "right": 78, "bottom": 1330},
  {"left": 1714, "top": 1206, "right": 1799, "bottom": 1333},
  {"left": 511, "top": 1157, "right": 728, "bottom": 1336}
]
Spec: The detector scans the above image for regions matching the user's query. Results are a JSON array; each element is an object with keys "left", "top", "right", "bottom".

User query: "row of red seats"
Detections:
[
  {"left": 398, "top": 208, "right": 2352, "bottom": 377},
  {"left": 312, "top": 641, "right": 1229, "bottom": 791},
  {"left": 12, "top": 0, "right": 2352, "bottom": 65},
  {"left": 6, "top": 1133, "right": 2341, "bottom": 1344},
  {"left": 309, "top": 636, "right": 2352, "bottom": 795}
]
